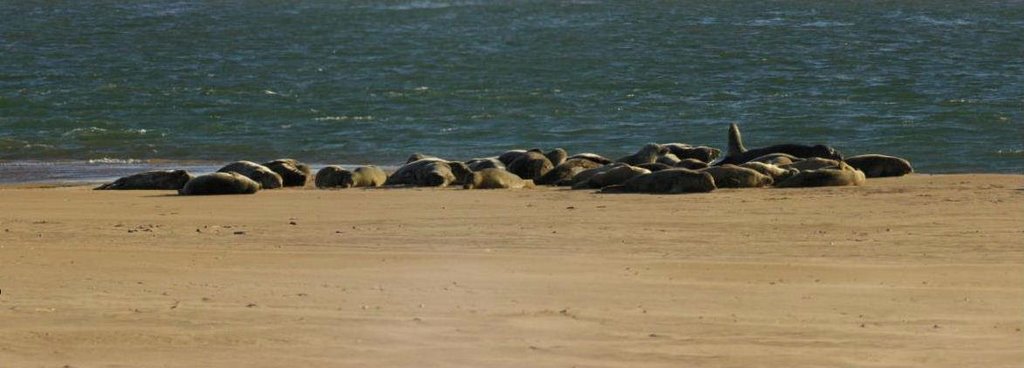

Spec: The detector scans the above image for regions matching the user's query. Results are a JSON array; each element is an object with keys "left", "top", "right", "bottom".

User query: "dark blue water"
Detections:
[{"left": 1, "top": 1, "right": 1022, "bottom": 182}]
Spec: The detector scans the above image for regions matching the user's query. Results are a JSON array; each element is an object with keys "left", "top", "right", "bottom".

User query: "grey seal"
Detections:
[
  {"left": 95, "top": 170, "right": 194, "bottom": 190},
  {"left": 315, "top": 165, "right": 388, "bottom": 188},
  {"left": 385, "top": 158, "right": 472, "bottom": 187},
  {"left": 534, "top": 158, "right": 604, "bottom": 186},
  {"left": 218, "top": 161, "right": 284, "bottom": 189},
  {"left": 507, "top": 150, "right": 554, "bottom": 180},
  {"left": 262, "top": 159, "right": 311, "bottom": 187},
  {"left": 700, "top": 165, "right": 774, "bottom": 188},
  {"left": 717, "top": 123, "right": 843, "bottom": 165},
  {"left": 616, "top": 143, "right": 668, "bottom": 165},
  {"left": 601, "top": 169, "right": 716, "bottom": 194},
  {"left": 178, "top": 172, "right": 260, "bottom": 195},
  {"left": 844, "top": 154, "right": 913, "bottom": 178},
  {"left": 463, "top": 169, "right": 535, "bottom": 189}
]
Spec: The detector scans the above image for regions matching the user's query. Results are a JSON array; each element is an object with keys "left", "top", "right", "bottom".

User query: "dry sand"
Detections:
[{"left": 0, "top": 174, "right": 1022, "bottom": 367}]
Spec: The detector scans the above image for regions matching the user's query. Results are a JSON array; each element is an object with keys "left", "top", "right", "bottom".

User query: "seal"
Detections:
[
  {"left": 262, "top": 159, "right": 311, "bottom": 187},
  {"left": 315, "top": 165, "right": 387, "bottom": 188},
  {"left": 534, "top": 158, "right": 604, "bottom": 186},
  {"left": 717, "top": 123, "right": 843, "bottom": 165},
  {"left": 700, "top": 165, "right": 774, "bottom": 188},
  {"left": 507, "top": 150, "right": 554, "bottom": 180},
  {"left": 780, "top": 157, "right": 845, "bottom": 172},
  {"left": 95, "top": 170, "right": 193, "bottom": 190},
  {"left": 497, "top": 149, "right": 538, "bottom": 166},
  {"left": 566, "top": 153, "right": 613, "bottom": 165},
  {"left": 570, "top": 163, "right": 625, "bottom": 187},
  {"left": 844, "top": 154, "right": 913, "bottom": 178},
  {"left": 573, "top": 164, "right": 650, "bottom": 189},
  {"left": 739, "top": 161, "right": 797, "bottom": 181},
  {"left": 774, "top": 167, "right": 866, "bottom": 188},
  {"left": 385, "top": 158, "right": 472, "bottom": 187},
  {"left": 545, "top": 148, "right": 568, "bottom": 167},
  {"left": 466, "top": 157, "right": 505, "bottom": 172},
  {"left": 463, "top": 168, "right": 535, "bottom": 189},
  {"left": 636, "top": 162, "right": 673, "bottom": 172},
  {"left": 178, "top": 172, "right": 260, "bottom": 195},
  {"left": 616, "top": 143, "right": 668, "bottom": 165},
  {"left": 662, "top": 143, "right": 721, "bottom": 163},
  {"left": 600, "top": 169, "right": 716, "bottom": 194},
  {"left": 218, "top": 161, "right": 284, "bottom": 189},
  {"left": 675, "top": 158, "right": 709, "bottom": 170},
  {"left": 656, "top": 152, "right": 681, "bottom": 166},
  {"left": 747, "top": 153, "right": 800, "bottom": 166}
]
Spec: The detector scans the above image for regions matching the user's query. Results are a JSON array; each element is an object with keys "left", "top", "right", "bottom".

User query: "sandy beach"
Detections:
[{"left": 0, "top": 173, "right": 1021, "bottom": 367}]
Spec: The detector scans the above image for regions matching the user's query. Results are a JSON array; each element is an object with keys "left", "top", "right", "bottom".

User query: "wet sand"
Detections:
[{"left": 0, "top": 174, "right": 1022, "bottom": 367}]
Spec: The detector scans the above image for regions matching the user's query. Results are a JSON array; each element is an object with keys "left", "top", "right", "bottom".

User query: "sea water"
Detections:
[{"left": 1, "top": 1, "right": 1021, "bottom": 182}]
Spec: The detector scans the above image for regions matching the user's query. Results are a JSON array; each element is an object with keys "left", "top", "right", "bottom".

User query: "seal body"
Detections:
[
  {"left": 662, "top": 143, "right": 721, "bottom": 163},
  {"left": 844, "top": 154, "right": 913, "bottom": 178},
  {"left": 747, "top": 153, "right": 800, "bottom": 166},
  {"left": 616, "top": 143, "right": 667, "bottom": 165},
  {"left": 534, "top": 158, "right": 603, "bottom": 186},
  {"left": 740, "top": 161, "right": 797, "bottom": 181},
  {"left": 701, "top": 165, "right": 774, "bottom": 188},
  {"left": 573, "top": 164, "right": 650, "bottom": 189},
  {"left": 466, "top": 157, "right": 505, "bottom": 172},
  {"left": 656, "top": 153, "right": 681, "bottom": 166},
  {"left": 780, "top": 157, "right": 845, "bottom": 172},
  {"left": 315, "top": 165, "right": 387, "bottom": 188},
  {"left": 262, "top": 159, "right": 311, "bottom": 187},
  {"left": 775, "top": 167, "right": 866, "bottom": 188},
  {"left": 567, "top": 153, "right": 612, "bottom": 165},
  {"left": 463, "top": 169, "right": 534, "bottom": 189},
  {"left": 545, "top": 148, "right": 568, "bottom": 167},
  {"left": 95, "top": 170, "right": 193, "bottom": 190},
  {"left": 602, "top": 169, "right": 716, "bottom": 194},
  {"left": 179, "top": 172, "right": 260, "bottom": 195},
  {"left": 717, "top": 123, "right": 843, "bottom": 165},
  {"left": 636, "top": 163, "right": 673, "bottom": 172},
  {"left": 218, "top": 161, "right": 284, "bottom": 189},
  {"left": 507, "top": 150, "right": 554, "bottom": 180},
  {"left": 675, "top": 158, "right": 709, "bottom": 170},
  {"left": 385, "top": 159, "right": 471, "bottom": 187}
]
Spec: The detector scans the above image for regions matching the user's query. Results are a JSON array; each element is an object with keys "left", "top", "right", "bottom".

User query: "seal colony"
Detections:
[{"left": 95, "top": 124, "right": 913, "bottom": 195}]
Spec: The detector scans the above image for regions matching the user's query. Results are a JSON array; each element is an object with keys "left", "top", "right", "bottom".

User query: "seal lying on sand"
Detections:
[
  {"left": 497, "top": 149, "right": 535, "bottom": 166},
  {"left": 740, "top": 161, "right": 796, "bottom": 181},
  {"left": 656, "top": 153, "right": 682, "bottom": 166},
  {"left": 95, "top": 170, "right": 194, "bottom": 190},
  {"left": 675, "top": 158, "right": 709, "bottom": 170},
  {"left": 844, "top": 154, "right": 913, "bottom": 178},
  {"left": 662, "top": 143, "right": 721, "bottom": 163},
  {"left": 507, "top": 150, "right": 554, "bottom": 180},
  {"left": 617, "top": 143, "right": 668, "bottom": 165},
  {"left": 637, "top": 163, "right": 674, "bottom": 172},
  {"left": 218, "top": 161, "right": 284, "bottom": 189},
  {"left": 545, "top": 148, "right": 568, "bottom": 166},
  {"left": 385, "top": 158, "right": 472, "bottom": 187},
  {"left": 466, "top": 157, "right": 505, "bottom": 172},
  {"left": 463, "top": 169, "right": 535, "bottom": 189},
  {"left": 700, "top": 165, "right": 773, "bottom": 188},
  {"left": 534, "top": 158, "right": 604, "bottom": 186},
  {"left": 601, "top": 169, "right": 716, "bottom": 194},
  {"left": 747, "top": 153, "right": 800, "bottom": 166},
  {"left": 774, "top": 165, "right": 866, "bottom": 188},
  {"left": 315, "top": 165, "right": 387, "bottom": 188},
  {"left": 262, "top": 159, "right": 311, "bottom": 187},
  {"left": 567, "top": 153, "right": 613, "bottom": 165},
  {"left": 573, "top": 164, "right": 650, "bottom": 189},
  {"left": 716, "top": 123, "right": 843, "bottom": 165},
  {"left": 780, "top": 157, "right": 845, "bottom": 172},
  {"left": 179, "top": 172, "right": 260, "bottom": 195}
]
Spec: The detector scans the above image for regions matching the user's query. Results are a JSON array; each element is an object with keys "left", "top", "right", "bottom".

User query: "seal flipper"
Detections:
[{"left": 728, "top": 123, "right": 747, "bottom": 156}]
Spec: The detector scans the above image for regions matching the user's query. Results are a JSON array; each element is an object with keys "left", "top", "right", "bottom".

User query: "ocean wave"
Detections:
[
  {"left": 799, "top": 20, "right": 854, "bottom": 28},
  {"left": 907, "top": 15, "right": 974, "bottom": 26},
  {"left": 62, "top": 127, "right": 150, "bottom": 138},
  {"left": 87, "top": 158, "right": 144, "bottom": 165},
  {"left": 314, "top": 115, "right": 376, "bottom": 122}
]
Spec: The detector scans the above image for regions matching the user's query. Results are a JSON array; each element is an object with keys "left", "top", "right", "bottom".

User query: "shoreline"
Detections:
[{"left": 1, "top": 173, "right": 1021, "bottom": 367}]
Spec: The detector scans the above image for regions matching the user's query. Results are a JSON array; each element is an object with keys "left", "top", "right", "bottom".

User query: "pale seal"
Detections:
[
  {"left": 573, "top": 164, "right": 650, "bottom": 189},
  {"left": 95, "top": 170, "right": 194, "bottom": 190},
  {"left": 567, "top": 153, "right": 613, "bottom": 165},
  {"left": 463, "top": 168, "right": 535, "bottom": 189},
  {"left": 466, "top": 157, "right": 505, "bottom": 172},
  {"left": 616, "top": 143, "right": 668, "bottom": 165},
  {"left": 739, "top": 161, "right": 797, "bottom": 181},
  {"left": 178, "top": 172, "right": 260, "bottom": 195},
  {"left": 774, "top": 166, "right": 866, "bottom": 188},
  {"left": 675, "top": 158, "right": 709, "bottom": 170}
]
